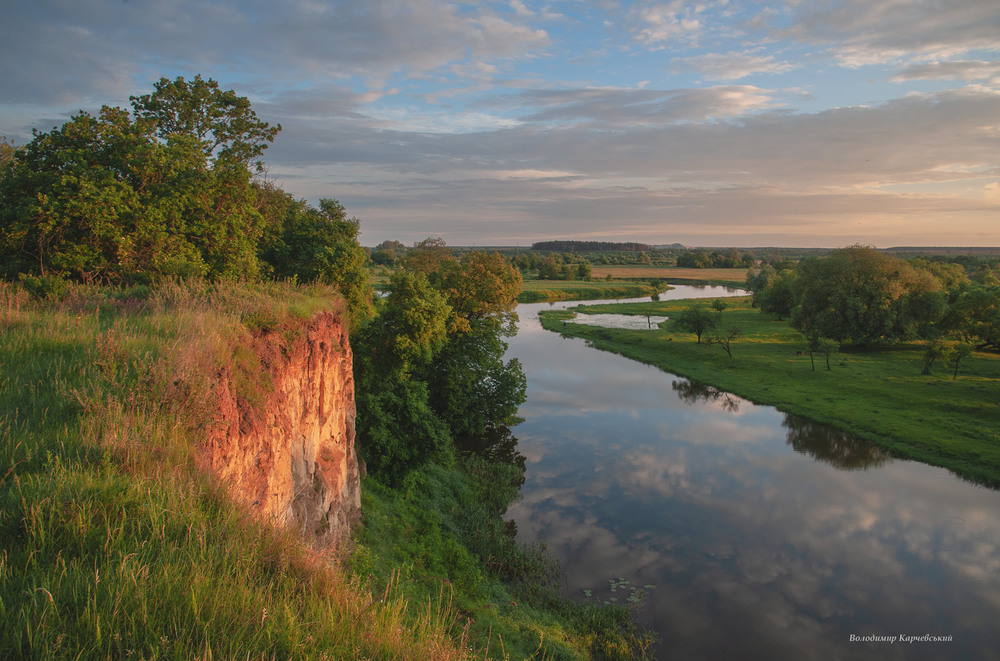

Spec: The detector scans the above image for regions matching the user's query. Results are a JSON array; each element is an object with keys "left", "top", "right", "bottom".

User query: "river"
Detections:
[{"left": 504, "top": 285, "right": 1000, "bottom": 661}]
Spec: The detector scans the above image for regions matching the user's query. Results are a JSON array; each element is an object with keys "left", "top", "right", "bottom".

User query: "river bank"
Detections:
[
  {"left": 539, "top": 295, "right": 1000, "bottom": 486},
  {"left": 507, "top": 286, "right": 1000, "bottom": 660}
]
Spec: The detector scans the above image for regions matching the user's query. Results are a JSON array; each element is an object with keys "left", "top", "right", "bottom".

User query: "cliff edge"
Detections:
[{"left": 207, "top": 311, "right": 360, "bottom": 548}]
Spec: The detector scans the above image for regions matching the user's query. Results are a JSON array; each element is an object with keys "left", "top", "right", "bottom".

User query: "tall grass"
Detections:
[{"left": 0, "top": 280, "right": 474, "bottom": 660}]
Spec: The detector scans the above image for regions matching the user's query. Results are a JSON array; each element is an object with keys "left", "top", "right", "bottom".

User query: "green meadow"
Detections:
[{"left": 541, "top": 296, "right": 1000, "bottom": 487}]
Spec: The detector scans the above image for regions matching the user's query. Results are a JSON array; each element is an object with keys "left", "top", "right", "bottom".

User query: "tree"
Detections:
[
  {"left": 757, "top": 270, "right": 796, "bottom": 320},
  {"left": 711, "top": 299, "right": 728, "bottom": 318},
  {"left": 706, "top": 326, "right": 742, "bottom": 357},
  {"left": 260, "top": 198, "right": 372, "bottom": 323},
  {"left": 672, "top": 305, "right": 718, "bottom": 343},
  {"left": 792, "top": 245, "right": 946, "bottom": 345},
  {"left": 949, "top": 284, "right": 1000, "bottom": 351},
  {"left": 806, "top": 333, "right": 839, "bottom": 371},
  {"left": 577, "top": 261, "right": 593, "bottom": 281},
  {"left": 744, "top": 264, "right": 775, "bottom": 309},
  {"left": 399, "top": 237, "right": 454, "bottom": 275},
  {"left": 433, "top": 251, "right": 522, "bottom": 335},
  {"left": 0, "top": 77, "right": 282, "bottom": 284},
  {"left": 130, "top": 74, "right": 280, "bottom": 170},
  {"left": 948, "top": 343, "right": 972, "bottom": 381}
]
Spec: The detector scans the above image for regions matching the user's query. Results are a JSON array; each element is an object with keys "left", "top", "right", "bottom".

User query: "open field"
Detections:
[
  {"left": 517, "top": 278, "right": 662, "bottom": 302},
  {"left": 591, "top": 265, "right": 748, "bottom": 286},
  {"left": 541, "top": 296, "right": 1000, "bottom": 487}
]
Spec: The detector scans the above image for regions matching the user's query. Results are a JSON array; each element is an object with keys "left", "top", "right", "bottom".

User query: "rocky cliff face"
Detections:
[{"left": 207, "top": 311, "right": 360, "bottom": 548}]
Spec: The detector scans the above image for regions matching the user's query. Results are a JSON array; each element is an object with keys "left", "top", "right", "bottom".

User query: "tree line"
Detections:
[
  {"left": 531, "top": 240, "right": 651, "bottom": 252},
  {"left": 745, "top": 245, "right": 1000, "bottom": 361}
]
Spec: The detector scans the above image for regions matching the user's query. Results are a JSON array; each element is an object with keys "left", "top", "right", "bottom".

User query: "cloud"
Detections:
[
  {"left": 516, "top": 85, "right": 779, "bottom": 126},
  {"left": 672, "top": 51, "right": 802, "bottom": 81},
  {"left": 628, "top": 0, "right": 708, "bottom": 46},
  {"left": 892, "top": 60, "right": 1000, "bottom": 83},
  {"left": 776, "top": 0, "right": 1000, "bottom": 67},
  {"left": 2, "top": 0, "right": 549, "bottom": 106}
]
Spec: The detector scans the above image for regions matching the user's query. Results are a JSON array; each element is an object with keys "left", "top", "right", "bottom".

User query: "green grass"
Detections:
[
  {"left": 541, "top": 296, "right": 1000, "bottom": 487},
  {"left": 0, "top": 280, "right": 477, "bottom": 660},
  {"left": 0, "top": 279, "right": 656, "bottom": 660},
  {"left": 517, "top": 279, "right": 662, "bottom": 303}
]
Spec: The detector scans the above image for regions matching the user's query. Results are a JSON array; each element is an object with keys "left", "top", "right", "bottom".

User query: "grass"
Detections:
[
  {"left": 0, "top": 279, "right": 655, "bottom": 660},
  {"left": 517, "top": 279, "right": 662, "bottom": 303},
  {"left": 0, "top": 280, "right": 476, "bottom": 659},
  {"left": 589, "top": 266, "right": 748, "bottom": 286},
  {"left": 540, "top": 296, "right": 1000, "bottom": 487}
]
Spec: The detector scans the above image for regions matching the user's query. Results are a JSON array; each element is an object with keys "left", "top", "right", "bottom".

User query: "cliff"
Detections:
[{"left": 207, "top": 310, "right": 361, "bottom": 548}]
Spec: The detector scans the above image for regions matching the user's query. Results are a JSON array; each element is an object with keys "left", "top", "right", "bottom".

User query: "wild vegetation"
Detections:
[
  {"left": 542, "top": 248, "right": 1000, "bottom": 487},
  {"left": 1, "top": 76, "right": 654, "bottom": 658}
]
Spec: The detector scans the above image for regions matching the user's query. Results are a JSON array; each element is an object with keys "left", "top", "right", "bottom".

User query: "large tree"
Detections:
[
  {"left": 791, "top": 245, "right": 946, "bottom": 345},
  {"left": 130, "top": 74, "right": 280, "bottom": 171},
  {"left": 0, "top": 77, "right": 279, "bottom": 283}
]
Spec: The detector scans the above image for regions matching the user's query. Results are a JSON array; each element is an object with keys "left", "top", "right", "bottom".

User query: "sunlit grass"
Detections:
[{"left": 0, "top": 280, "right": 473, "bottom": 660}]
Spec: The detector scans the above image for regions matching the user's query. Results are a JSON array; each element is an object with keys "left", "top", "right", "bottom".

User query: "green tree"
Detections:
[
  {"left": 130, "top": 74, "right": 280, "bottom": 170},
  {"left": 806, "top": 333, "right": 839, "bottom": 371},
  {"left": 948, "top": 343, "right": 972, "bottom": 381},
  {"left": 792, "top": 245, "right": 946, "bottom": 345},
  {"left": 0, "top": 77, "right": 279, "bottom": 284},
  {"left": 757, "top": 270, "right": 796, "bottom": 320},
  {"left": 577, "top": 261, "right": 593, "bottom": 281},
  {"left": 672, "top": 305, "right": 718, "bottom": 343},
  {"left": 260, "top": 198, "right": 372, "bottom": 323}
]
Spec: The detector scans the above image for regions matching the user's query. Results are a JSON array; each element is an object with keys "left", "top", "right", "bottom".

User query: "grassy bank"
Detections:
[
  {"left": 589, "top": 266, "right": 748, "bottom": 287},
  {"left": 517, "top": 279, "right": 663, "bottom": 303},
  {"left": 540, "top": 296, "right": 1000, "bottom": 487},
  {"left": 0, "top": 280, "right": 652, "bottom": 659}
]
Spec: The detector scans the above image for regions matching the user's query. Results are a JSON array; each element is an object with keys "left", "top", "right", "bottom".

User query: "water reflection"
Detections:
[
  {"left": 783, "top": 414, "right": 892, "bottom": 470},
  {"left": 506, "top": 288, "right": 1000, "bottom": 661},
  {"left": 672, "top": 378, "right": 743, "bottom": 413}
]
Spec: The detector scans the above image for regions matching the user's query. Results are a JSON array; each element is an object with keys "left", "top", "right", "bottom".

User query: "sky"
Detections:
[{"left": 3, "top": 0, "right": 1000, "bottom": 248}]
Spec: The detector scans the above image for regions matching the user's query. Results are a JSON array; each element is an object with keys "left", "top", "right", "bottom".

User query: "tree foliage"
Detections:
[
  {"left": 0, "top": 76, "right": 284, "bottom": 284},
  {"left": 353, "top": 242, "right": 527, "bottom": 484},
  {"left": 672, "top": 305, "right": 718, "bottom": 343},
  {"left": 791, "top": 246, "right": 946, "bottom": 345},
  {"left": 130, "top": 74, "right": 280, "bottom": 170}
]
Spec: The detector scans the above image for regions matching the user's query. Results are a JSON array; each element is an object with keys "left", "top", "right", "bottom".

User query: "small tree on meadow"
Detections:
[{"left": 672, "top": 305, "right": 718, "bottom": 343}]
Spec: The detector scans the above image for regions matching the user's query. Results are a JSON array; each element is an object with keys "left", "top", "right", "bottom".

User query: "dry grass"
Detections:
[{"left": 592, "top": 265, "right": 748, "bottom": 284}]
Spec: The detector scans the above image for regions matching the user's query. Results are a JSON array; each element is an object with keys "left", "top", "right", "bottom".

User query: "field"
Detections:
[
  {"left": 591, "top": 265, "right": 748, "bottom": 286},
  {"left": 540, "top": 296, "right": 1000, "bottom": 486},
  {"left": 517, "top": 278, "right": 662, "bottom": 302}
]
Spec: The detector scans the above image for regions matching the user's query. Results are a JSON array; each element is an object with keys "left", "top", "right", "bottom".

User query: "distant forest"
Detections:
[{"left": 532, "top": 240, "right": 651, "bottom": 252}]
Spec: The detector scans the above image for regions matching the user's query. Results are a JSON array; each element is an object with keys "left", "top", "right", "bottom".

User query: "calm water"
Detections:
[{"left": 505, "top": 285, "right": 1000, "bottom": 661}]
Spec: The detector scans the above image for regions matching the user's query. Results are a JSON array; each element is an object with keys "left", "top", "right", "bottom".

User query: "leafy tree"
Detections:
[
  {"left": 577, "top": 261, "right": 593, "bottom": 281},
  {"left": 948, "top": 343, "right": 972, "bottom": 381},
  {"left": 672, "top": 305, "right": 718, "bottom": 343},
  {"left": 921, "top": 340, "right": 947, "bottom": 375},
  {"left": 537, "top": 254, "right": 561, "bottom": 280},
  {"left": 791, "top": 245, "right": 946, "bottom": 345},
  {"left": 711, "top": 299, "right": 728, "bottom": 318},
  {"left": 130, "top": 74, "right": 280, "bottom": 170},
  {"left": 744, "top": 264, "right": 775, "bottom": 308},
  {"left": 399, "top": 237, "right": 454, "bottom": 275},
  {"left": 0, "top": 77, "right": 281, "bottom": 284},
  {"left": 806, "top": 333, "right": 839, "bottom": 371},
  {"left": 260, "top": 198, "right": 372, "bottom": 323},
  {"left": 949, "top": 284, "right": 1000, "bottom": 350},
  {"left": 433, "top": 251, "right": 521, "bottom": 335},
  {"left": 757, "top": 270, "right": 796, "bottom": 320}
]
